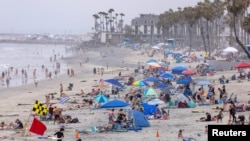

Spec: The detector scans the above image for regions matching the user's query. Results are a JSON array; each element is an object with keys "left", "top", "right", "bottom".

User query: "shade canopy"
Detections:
[{"left": 100, "top": 99, "right": 130, "bottom": 108}]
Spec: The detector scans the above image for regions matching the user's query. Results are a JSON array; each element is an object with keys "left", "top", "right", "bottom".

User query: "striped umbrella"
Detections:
[{"left": 132, "top": 80, "right": 149, "bottom": 87}]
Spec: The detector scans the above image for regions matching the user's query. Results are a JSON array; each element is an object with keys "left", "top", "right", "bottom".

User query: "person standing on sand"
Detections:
[{"left": 60, "top": 83, "right": 63, "bottom": 96}]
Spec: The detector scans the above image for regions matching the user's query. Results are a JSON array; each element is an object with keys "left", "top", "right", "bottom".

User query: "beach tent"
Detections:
[
  {"left": 142, "top": 103, "right": 157, "bottom": 115},
  {"left": 100, "top": 99, "right": 130, "bottom": 108},
  {"left": 129, "top": 110, "right": 150, "bottom": 127}
]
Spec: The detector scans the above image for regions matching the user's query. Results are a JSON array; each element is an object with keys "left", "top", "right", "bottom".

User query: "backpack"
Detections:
[{"left": 71, "top": 118, "right": 79, "bottom": 123}]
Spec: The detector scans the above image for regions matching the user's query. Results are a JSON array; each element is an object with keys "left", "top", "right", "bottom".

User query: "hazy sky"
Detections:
[{"left": 0, "top": 0, "right": 203, "bottom": 35}]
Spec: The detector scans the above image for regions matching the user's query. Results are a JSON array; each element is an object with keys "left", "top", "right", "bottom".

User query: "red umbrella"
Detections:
[
  {"left": 235, "top": 62, "right": 250, "bottom": 69},
  {"left": 182, "top": 69, "right": 195, "bottom": 75}
]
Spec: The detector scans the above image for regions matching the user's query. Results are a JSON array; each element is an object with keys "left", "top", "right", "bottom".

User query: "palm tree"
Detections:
[
  {"left": 197, "top": 0, "right": 216, "bottom": 58},
  {"left": 92, "top": 14, "right": 100, "bottom": 32},
  {"left": 108, "top": 8, "right": 115, "bottom": 32},
  {"left": 119, "top": 13, "right": 125, "bottom": 33},
  {"left": 115, "top": 13, "right": 119, "bottom": 32},
  {"left": 226, "top": 0, "right": 250, "bottom": 59},
  {"left": 183, "top": 6, "right": 199, "bottom": 55},
  {"left": 98, "top": 11, "right": 105, "bottom": 31}
]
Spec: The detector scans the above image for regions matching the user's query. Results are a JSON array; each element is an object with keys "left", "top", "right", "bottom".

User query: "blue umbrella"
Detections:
[
  {"left": 160, "top": 72, "right": 173, "bottom": 79},
  {"left": 165, "top": 50, "right": 175, "bottom": 55},
  {"left": 146, "top": 58, "right": 158, "bottom": 63},
  {"left": 176, "top": 79, "right": 190, "bottom": 84},
  {"left": 103, "top": 78, "right": 124, "bottom": 88},
  {"left": 197, "top": 80, "right": 212, "bottom": 86},
  {"left": 171, "top": 65, "right": 188, "bottom": 75},
  {"left": 100, "top": 99, "right": 130, "bottom": 108},
  {"left": 94, "top": 94, "right": 109, "bottom": 103},
  {"left": 143, "top": 77, "right": 161, "bottom": 82},
  {"left": 156, "top": 83, "right": 170, "bottom": 89}
]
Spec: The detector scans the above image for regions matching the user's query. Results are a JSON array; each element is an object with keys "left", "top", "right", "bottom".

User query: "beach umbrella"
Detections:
[
  {"left": 182, "top": 70, "right": 195, "bottom": 75},
  {"left": 147, "top": 62, "right": 161, "bottom": 67},
  {"left": 160, "top": 72, "right": 174, "bottom": 80},
  {"left": 165, "top": 50, "right": 175, "bottom": 55},
  {"left": 100, "top": 99, "right": 130, "bottom": 108},
  {"left": 171, "top": 65, "right": 188, "bottom": 75},
  {"left": 94, "top": 94, "right": 109, "bottom": 103},
  {"left": 176, "top": 79, "right": 190, "bottom": 84},
  {"left": 235, "top": 62, "right": 250, "bottom": 69},
  {"left": 223, "top": 47, "right": 238, "bottom": 53},
  {"left": 148, "top": 99, "right": 165, "bottom": 105},
  {"left": 144, "top": 88, "right": 158, "bottom": 97},
  {"left": 102, "top": 78, "right": 124, "bottom": 88},
  {"left": 132, "top": 80, "right": 149, "bottom": 86},
  {"left": 152, "top": 46, "right": 160, "bottom": 50},
  {"left": 146, "top": 58, "right": 158, "bottom": 63},
  {"left": 156, "top": 83, "right": 170, "bottom": 89},
  {"left": 143, "top": 77, "right": 161, "bottom": 82},
  {"left": 197, "top": 80, "right": 212, "bottom": 86}
]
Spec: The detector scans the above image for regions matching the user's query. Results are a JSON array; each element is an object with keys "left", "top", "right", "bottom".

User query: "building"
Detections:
[{"left": 131, "top": 14, "right": 161, "bottom": 43}]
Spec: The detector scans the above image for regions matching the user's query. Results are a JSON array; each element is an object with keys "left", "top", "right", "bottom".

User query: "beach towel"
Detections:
[{"left": 59, "top": 97, "right": 70, "bottom": 104}]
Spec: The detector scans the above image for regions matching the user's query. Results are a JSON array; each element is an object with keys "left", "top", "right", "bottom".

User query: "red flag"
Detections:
[{"left": 29, "top": 117, "right": 47, "bottom": 136}]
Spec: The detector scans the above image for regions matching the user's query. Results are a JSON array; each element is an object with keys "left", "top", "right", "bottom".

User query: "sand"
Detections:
[{"left": 0, "top": 46, "right": 249, "bottom": 141}]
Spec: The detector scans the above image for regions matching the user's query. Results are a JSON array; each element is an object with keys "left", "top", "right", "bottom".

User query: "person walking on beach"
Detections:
[
  {"left": 93, "top": 67, "right": 97, "bottom": 76},
  {"left": 60, "top": 83, "right": 63, "bottom": 96}
]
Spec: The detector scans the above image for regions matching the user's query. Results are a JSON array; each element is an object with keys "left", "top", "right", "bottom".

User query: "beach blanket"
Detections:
[{"left": 59, "top": 97, "right": 70, "bottom": 104}]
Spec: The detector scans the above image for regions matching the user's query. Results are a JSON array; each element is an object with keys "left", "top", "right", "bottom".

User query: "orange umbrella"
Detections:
[{"left": 182, "top": 69, "right": 195, "bottom": 75}]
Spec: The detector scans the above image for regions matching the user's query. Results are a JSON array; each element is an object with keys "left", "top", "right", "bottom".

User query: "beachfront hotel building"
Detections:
[{"left": 131, "top": 14, "right": 161, "bottom": 43}]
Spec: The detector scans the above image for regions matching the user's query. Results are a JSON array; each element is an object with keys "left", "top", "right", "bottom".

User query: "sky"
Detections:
[{"left": 0, "top": 0, "right": 203, "bottom": 35}]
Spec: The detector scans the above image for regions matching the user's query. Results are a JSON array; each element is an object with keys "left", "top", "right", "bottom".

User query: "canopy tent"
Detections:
[
  {"left": 100, "top": 99, "right": 130, "bottom": 108},
  {"left": 129, "top": 110, "right": 150, "bottom": 127}
]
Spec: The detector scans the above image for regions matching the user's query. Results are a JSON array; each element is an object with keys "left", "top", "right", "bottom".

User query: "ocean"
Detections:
[{"left": 0, "top": 43, "right": 72, "bottom": 88}]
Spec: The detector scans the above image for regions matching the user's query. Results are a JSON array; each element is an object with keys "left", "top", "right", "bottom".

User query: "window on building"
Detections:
[
  {"left": 135, "top": 26, "right": 138, "bottom": 34},
  {"left": 144, "top": 25, "right": 147, "bottom": 34},
  {"left": 157, "top": 27, "right": 160, "bottom": 34},
  {"left": 151, "top": 20, "right": 154, "bottom": 25},
  {"left": 145, "top": 20, "right": 147, "bottom": 24},
  {"left": 151, "top": 25, "right": 154, "bottom": 34}
]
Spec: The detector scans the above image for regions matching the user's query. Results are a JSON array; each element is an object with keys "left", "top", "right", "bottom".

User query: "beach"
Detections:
[{"left": 0, "top": 45, "right": 250, "bottom": 141}]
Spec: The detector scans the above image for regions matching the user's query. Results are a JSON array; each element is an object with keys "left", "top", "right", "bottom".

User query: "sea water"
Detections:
[{"left": 0, "top": 43, "right": 73, "bottom": 88}]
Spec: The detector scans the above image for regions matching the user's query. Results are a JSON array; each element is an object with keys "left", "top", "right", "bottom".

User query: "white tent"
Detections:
[{"left": 222, "top": 47, "right": 238, "bottom": 53}]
